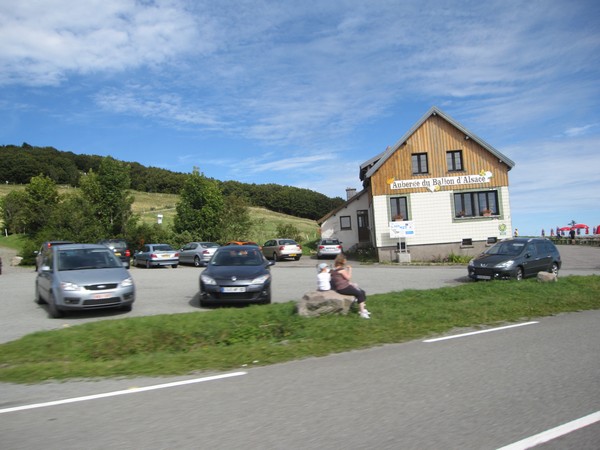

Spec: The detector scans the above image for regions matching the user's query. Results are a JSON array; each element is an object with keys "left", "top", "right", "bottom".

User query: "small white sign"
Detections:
[{"left": 389, "top": 221, "right": 416, "bottom": 238}]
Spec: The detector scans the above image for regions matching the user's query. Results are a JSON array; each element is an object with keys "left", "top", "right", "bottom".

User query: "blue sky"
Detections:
[{"left": 1, "top": 0, "right": 599, "bottom": 236}]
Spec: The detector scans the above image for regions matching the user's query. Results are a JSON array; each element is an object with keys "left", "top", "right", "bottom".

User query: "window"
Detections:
[
  {"left": 411, "top": 153, "right": 428, "bottom": 174},
  {"left": 390, "top": 197, "right": 408, "bottom": 220},
  {"left": 454, "top": 190, "right": 499, "bottom": 217},
  {"left": 340, "top": 216, "right": 351, "bottom": 230},
  {"left": 446, "top": 150, "right": 463, "bottom": 172}
]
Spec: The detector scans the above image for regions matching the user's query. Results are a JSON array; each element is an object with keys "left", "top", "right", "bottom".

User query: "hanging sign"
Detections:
[{"left": 389, "top": 171, "right": 493, "bottom": 192}]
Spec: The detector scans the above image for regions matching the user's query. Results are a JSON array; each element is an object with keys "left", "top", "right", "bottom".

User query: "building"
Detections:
[{"left": 318, "top": 106, "right": 515, "bottom": 262}]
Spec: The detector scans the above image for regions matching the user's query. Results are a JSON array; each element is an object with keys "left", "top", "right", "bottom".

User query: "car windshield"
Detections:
[
  {"left": 212, "top": 249, "right": 264, "bottom": 266},
  {"left": 153, "top": 245, "right": 174, "bottom": 251},
  {"left": 58, "top": 249, "right": 121, "bottom": 271},
  {"left": 202, "top": 242, "right": 219, "bottom": 248},
  {"left": 280, "top": 239, "right": 297, "bottom": 245},
  {"left": 485, "top": 241, "right": 525, "bottom": 256},
  {"left": 321, "top": 239, "right": 339, "bottom": 245}
]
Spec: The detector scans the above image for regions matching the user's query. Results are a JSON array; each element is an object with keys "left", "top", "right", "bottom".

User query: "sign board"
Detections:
[{"left": 389, "top": 221, "right": 415, "bottom": 238}]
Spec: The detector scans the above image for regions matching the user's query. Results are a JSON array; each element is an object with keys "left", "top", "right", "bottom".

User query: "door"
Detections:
[{"left": 357, "top": 210, "right": 370, "bottom": 243}]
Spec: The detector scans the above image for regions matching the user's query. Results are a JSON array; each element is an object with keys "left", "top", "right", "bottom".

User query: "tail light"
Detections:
[
  {"left": 150, "top": 253, "right": 158, "bottom": 259},
  {"left": 298, "top": 245, "right": 302, "bottom": 249},
  {"left": 125, "top": 249, "right": 131, "bottom": 257},
  {"left": 336, "top": 245, "right": 342, "bottom": 249},
  {"left": 318, "top": 245, "right": 324, "bottom": 249},
  {"left": 174, "top": 252, "right": 180, "bottom": 257},
  {"left": 279, "top": 246, "right": 285, "bottom": 250},
  {"left": 202, "top": 250, "right": 210, "bottom": 255}
]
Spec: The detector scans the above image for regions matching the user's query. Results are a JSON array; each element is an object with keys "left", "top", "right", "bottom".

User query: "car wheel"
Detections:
[
  {"left": 294, "top": 256, "right": 301, "bottom": 261},
  {"left": 194, "top": 256, "right": 201, "bottom": 267},
  {"left": 146, "top": 259, "right": 151, "bottom": 269},
  {"left": 47, "top": 292, "right": 64, "bottom": 318},
  {"left": 172, "top": 264, "right": 178, "bottom": 269},
  {"left": 272, "top": 252, "right": 279, "bottom": 261},
  {"left": 34, "top": 285, "right": 45, "bottom": 304},
  {"left": 133, "top": 257, "right": 138, "bottom": 267},
  {"left": 550, "top": 262, "right": 559, "bottom": 275},
  {"left": 120, "top": 304, "right": 133, "bottom": 312},
  {"left": 515, "top": 267, "right": 524, "bottom": 281}
]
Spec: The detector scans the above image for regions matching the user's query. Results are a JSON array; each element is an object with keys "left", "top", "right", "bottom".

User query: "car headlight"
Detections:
[
  {"left": 201, "top": 274, "right": 216, "bottom": 285},
  {"left": 121, "top": 277, "right": 134, "bottom": 288},
  {"left": 60, "top": 281, "right": 80, "bottom": 291},
  {"left": 468, "top": 259, "right": 474, "bottom": 267},
  {"left": 251, "top": 274, "right": 271, "bottom": 285},
  {"left": 495, "top": 260, "right": 515, "bottom": 269}
]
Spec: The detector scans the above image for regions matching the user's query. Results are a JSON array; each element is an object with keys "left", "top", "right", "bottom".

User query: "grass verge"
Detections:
[{"left": 1, "top": 275, "right": 599, "bottom": 384}]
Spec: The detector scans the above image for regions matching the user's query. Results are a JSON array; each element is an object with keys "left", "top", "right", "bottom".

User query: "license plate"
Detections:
[
  {"left": 160, "top": 254, "right": 170, "bottom": 258},
  {"left": 221, "top": 287, "right": 246, "bottom": 293},
  {"left": 93, "top": 293, "right": 112, "bottom": 299},
  {"left": 476, "top": 275, "right": 491, "bottom": 280},
  {"left": 289, "top": 254, "right": 296, "bottom": 257},
  {"left": 114, "top": 252, "right": 122, "bottom": 256}
]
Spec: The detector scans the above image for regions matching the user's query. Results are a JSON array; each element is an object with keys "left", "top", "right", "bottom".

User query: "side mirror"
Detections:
[{"left": 267, "top": 260, "right": 276, "bottom": 267}]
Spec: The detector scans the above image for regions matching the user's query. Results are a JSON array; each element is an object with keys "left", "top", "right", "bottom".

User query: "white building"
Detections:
[{"left": 319, "top": 106, "right": 516, "bottom": 262}]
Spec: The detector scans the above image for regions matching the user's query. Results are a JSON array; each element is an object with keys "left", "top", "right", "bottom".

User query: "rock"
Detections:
[
  {"left": 296, "top": 290, "right": 356, "bottom": 317},
  {"left": 537, "top": 272, "right": 557, "bottom": 282},
  {"left": 10, "top": 256, "right": 23, "bottom": 266}
]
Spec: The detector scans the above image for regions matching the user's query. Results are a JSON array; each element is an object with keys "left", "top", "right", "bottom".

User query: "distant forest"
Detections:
[{"left": 0, "top": 143, "right": 345, "bottom": 220}]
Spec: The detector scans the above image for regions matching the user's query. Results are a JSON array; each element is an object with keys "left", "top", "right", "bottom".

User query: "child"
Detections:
[{"left": 316, "top": 262, "right": 331, "bottom": 291}]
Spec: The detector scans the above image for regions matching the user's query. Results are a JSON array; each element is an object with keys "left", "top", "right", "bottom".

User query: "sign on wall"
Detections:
[
  {"left": 388, "top": 171, "right": 493, "bottom": 192},
  {"left": 389, "top": 221, "right": 415, "bottom": 238}
]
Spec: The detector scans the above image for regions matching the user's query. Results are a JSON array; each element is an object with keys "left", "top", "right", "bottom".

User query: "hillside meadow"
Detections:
[{"left": 0, "top": 184, "right": 321, "bottom": 246}]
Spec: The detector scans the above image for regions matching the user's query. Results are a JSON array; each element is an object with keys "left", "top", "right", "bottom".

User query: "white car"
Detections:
[{"left": 317, "top": 239, "right": 343, "bottom": 259}]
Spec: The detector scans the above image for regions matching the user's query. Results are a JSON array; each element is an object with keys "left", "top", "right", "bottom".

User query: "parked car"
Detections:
[
  {"left": 468, "top": 238, "right": 561, "bottom": 281},
  {"left": 199, "top": 245, "right": 274, "bottom": 306},
  {"left": 262, "top": 238, "right": 302, "bottom": 261},
  {"left": 316, "top": 238, "right": 343, "bottom": 259},
  {"left": 98, "top": 239, "right": 131, "bottom": 268},
  {"left": 35, "top": 240, "right": 74, "bottom": 271},
  {"left": 133, "top": 244, "right": 179, "bottom": 268},
  {"left": 179, "top": 242, "right": 220, "bottom": 267},
  {"left": 35, "top": 243, "right": 135, "bottom": 318},
  {"left": 224, "top": 240, "right": 261, "bottom": 249}
]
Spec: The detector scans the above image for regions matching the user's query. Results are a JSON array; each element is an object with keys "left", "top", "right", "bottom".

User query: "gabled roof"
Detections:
[
  {"left": 360, "top": 106, "right": 515, "bottom": 181},
  {"left": 317, "top": 188, "right": 367, "bottom": 225}
]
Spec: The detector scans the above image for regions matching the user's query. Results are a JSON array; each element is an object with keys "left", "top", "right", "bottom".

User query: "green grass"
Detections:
[{"left": 1, "top": 275, "right": 598, "bottom": 383}]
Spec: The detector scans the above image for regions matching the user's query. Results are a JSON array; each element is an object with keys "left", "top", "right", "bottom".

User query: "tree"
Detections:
[
  {"left": 79, "top": 157, "right": 134, "bottom": 236},
  {"left": 1, "top": 190, "right": 29, "bottom": 234},
  {"left": 23, "top": 174, "right": 60, "bottom": 236},
  {"left": 218, "top": 195, "right": 254, "bottom": 243},
  {"left": 174, "top": 167, "right": 224, "bottom": 241}
]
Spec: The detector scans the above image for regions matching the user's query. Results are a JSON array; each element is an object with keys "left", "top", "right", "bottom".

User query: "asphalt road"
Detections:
[
  {"left": 0, "top": 245, "right": 599, "bottom": 343},
  {"left": 1, "top": 310, "right": 598, "bottom": 449}
]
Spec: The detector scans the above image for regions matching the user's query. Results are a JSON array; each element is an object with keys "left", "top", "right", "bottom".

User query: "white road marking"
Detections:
[
  {"left": 0, "top": 371, "right": 247, "bottom": 415},
  {"left": 497, "top": 410, "right": 600, "bottom": 449},
  {"left": 423, "top": 321, "right": 539, "bottom": 343}
]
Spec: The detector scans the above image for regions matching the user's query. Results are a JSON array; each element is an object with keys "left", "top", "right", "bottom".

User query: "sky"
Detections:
[{"left": 1, "top": 0, "right": 599, "bottom": 236}]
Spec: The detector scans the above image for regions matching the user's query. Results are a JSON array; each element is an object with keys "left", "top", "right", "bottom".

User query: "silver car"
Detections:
[
  {"left": 262, "top": 238, "right": 303, "bottom": 261},
  {"left": 179, "top": 242, "right": 220, "bottom": 267},
  {"left": 316, "top": 238, "right": 343, "bottom": 259},
  {"left": 35, "top": 244, "right": 135, "bottom": 318},
  {"left": 133, "top": 243, "right": 179, "bottom": 268}
]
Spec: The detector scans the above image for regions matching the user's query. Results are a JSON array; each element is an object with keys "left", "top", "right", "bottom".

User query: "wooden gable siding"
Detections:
[{"left": 370, "top": 114, "right": 509, "bottom": 196}]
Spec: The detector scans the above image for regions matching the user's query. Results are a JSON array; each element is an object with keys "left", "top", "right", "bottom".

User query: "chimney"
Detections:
[{"left": 346, "top": 187, "right": 357, "bottom": 200}]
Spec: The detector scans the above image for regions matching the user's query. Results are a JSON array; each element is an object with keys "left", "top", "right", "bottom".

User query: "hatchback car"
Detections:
[
  {"left": 316, "top": 238, "right": 343, "bottom": 259},
  {"left": 262, "top": 238, "right": 302, "bottom": 261},
  {"left": 199, "top": 245, "right": 274, "bottom": 306},
  {"left": 35, "top": 243, "right": 135, "bottom": 318},
  {"left": 468, "top": 238, "right": 561, "bottom": 281},
  {"left": 98, "top": 239, "right": 131, "bottom": 268},
  {"left": 179, "top": 242, "right": 220, "bottom": 267},
  {"left": 133, "top": 244, "right": 179, "bottom": 268}
]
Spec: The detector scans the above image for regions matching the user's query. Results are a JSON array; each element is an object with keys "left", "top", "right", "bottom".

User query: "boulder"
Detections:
[
  {"left": 537, "top": 271, "right": 557, "bottom": 283},
  {"left": 11, "top": 256, "right": 23, "bottom": 266},
  {"left": 296, "top": 290, "right": 356, "bottom": 317}
]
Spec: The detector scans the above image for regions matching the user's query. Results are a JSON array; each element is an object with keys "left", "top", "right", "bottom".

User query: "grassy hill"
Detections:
[{"left": 0, "top": 184, "right": 321, "bottom": 246}]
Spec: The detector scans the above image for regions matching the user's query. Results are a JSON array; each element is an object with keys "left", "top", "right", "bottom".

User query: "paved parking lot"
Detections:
[{"left": 1, "top": 244, "right": 599, "bottom": 343}]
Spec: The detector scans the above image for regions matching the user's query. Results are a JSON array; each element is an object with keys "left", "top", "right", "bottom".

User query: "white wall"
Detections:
[
  {"left": 321, "top": 193, "right": 370, "bottom": 250},
  {"left": 373, "top": 187, "right": 513, "bottom": 248}
]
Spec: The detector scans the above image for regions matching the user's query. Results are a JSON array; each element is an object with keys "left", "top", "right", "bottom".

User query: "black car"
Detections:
[
  {"left": 98, "top": 239, "right": 131, "bottom": 269},
  {"left": 199, "top": 245, "right": 274, "bottom": 307},
  {"left": 468, "top": 238, "right": 561, "bottom": 281}
]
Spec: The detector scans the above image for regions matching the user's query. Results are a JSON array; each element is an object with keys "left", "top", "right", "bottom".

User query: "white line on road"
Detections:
[
  {"left": 0, "top": 371, "right": 247, "bottom": 415},
  {"left": 496, "top": 410, "right": 600, "bottom": 449},
  {"left": 422, "top": 321, "right": 539, "bottom": 343}
]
